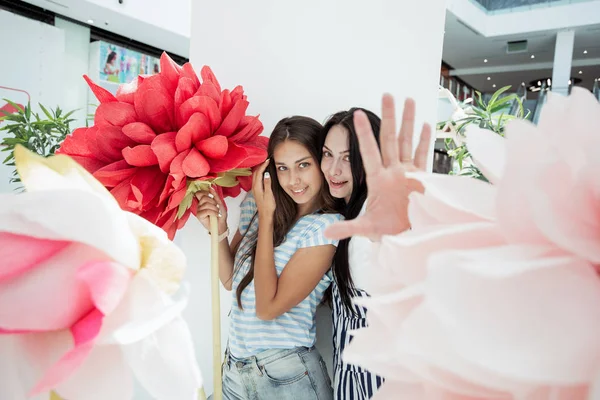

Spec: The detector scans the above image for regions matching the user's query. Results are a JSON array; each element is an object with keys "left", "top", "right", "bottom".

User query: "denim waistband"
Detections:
[{"left": 226, "top": 346, "right": 313, "bottom": 367}]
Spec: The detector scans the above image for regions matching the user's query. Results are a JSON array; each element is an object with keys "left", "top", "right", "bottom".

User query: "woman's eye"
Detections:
[
  {"left": 277, "top": 166, "right": 287, "bottom": 171},
  {"left": 323, "top": 151, "right": 332, "bottom": 157},
  {"left": 299, "top": 162, "right": 310, "bottom": 169},
  {"left": 343, "top": 155, "right": 350, "bottom": 162}
]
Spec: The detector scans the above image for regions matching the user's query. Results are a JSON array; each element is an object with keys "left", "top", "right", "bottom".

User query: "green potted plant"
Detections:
[
  {"left": 1, "top": 100, "right": 77, "bottom": 185},
  {"left": 437, "top": 85, "right": 529, "bottom": 181}
]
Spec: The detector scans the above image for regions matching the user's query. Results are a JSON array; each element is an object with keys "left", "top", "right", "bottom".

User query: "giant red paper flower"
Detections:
[{"left": 57, "top": 53, "right": 267, "bottom": 239}]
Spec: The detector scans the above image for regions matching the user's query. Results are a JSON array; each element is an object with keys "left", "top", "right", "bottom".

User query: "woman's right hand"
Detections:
[{"left": 195, "top": 187, "right": 228, "bottom": 234}]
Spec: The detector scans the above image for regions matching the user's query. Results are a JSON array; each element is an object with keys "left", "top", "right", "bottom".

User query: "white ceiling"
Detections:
[
  {"left": 442, "top": 10, "right": 600, "bottom": 93},
  {"left": 20, "top": 0, "right": 190, "bottom": 57}
]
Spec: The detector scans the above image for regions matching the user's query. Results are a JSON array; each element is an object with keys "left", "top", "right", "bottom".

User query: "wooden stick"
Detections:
[{"left": 209, "top": 214, "right": 222, "bottom": 400}]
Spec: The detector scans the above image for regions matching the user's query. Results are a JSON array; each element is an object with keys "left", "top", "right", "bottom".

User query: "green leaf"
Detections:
[
  {"left": 39, "top": 103, "right": 53, "bottom": 120},
  {"left": 486, "top": 85, "right": 512, "bottom": 111},
  {"left": 488, "top": 94, "right": 519, "bottom": 114},
  {"left": 62, "top": 109, "right": 79, "bottom": 119},
  {"left": 2, "top": 99, "right": 25, "bottom": 114}
]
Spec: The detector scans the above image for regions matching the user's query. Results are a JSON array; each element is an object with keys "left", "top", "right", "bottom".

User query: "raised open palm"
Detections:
[{"left": 325, "top": 94, "right": 432, "bottom": 241}]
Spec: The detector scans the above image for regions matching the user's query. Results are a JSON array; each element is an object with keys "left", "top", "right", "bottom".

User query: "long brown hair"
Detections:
[
  {"left": 319, "top": 108, "right": 381, "bottom": 313},
  {"left": 235, "top": 116, "right": 337, "bottom": 308}
]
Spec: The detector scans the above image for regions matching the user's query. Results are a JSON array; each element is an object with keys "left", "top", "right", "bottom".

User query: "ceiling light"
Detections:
[
  {"left": 531, "top": 54, "right": 535, "bottom": 59},
  {"left": 492, "top": 84, "right": 496, "bottom": 88},
  {"left": 583, "top": 50, "right": 588, "bottom": 54},
  {"left": 484, "top": 59, "right": 488, "bottom": 63},
  {"left": 87, "top": 19, "right": 94, "bottom": 24},
  {"left": 579, "top": 70, "right": 583, "bottom": 74},
  {"left": 537, "top": 81, "right": 541, "bottom": 86},
  {"left": 487, "top": 76, "right": 491, "bottom": 80},
  {"left": 521, "top": 82, "right": 525, "bottom": 86}
]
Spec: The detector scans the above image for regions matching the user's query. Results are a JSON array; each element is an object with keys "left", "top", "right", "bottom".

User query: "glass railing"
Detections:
[{"left": 470, "top": 0, "right": 593, "bottom": 12}]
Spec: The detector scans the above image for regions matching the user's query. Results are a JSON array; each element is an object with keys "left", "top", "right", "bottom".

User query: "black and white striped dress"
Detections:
[{"left": 332, "top": 281, "right": 384, "bottom": 400}]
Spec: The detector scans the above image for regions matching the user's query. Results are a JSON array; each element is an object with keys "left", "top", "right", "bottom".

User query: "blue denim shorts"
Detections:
[{"left": 222, "top": 346, "right": 333, "bottom": 400}]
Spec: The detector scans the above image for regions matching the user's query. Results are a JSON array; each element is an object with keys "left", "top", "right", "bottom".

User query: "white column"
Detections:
[
  {"left": 186, "top": 1, "right": 447, "bottom": 396},
  {"left": 551, "top": 29, "right": 575, "bottom": 96},
  {"left": 54, "top": 18, "right": 91, "bottom": 128}
]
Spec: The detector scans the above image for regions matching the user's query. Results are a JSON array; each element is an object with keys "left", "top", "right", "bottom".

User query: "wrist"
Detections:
[
  {"left": 259, "top": 214, "right": 274, "bottom": 225},
  {"left": 218, "top": 222, "right": 229, "bottom": 235}
]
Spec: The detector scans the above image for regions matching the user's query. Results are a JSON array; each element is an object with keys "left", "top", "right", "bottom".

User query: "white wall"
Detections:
[
  {"left": 187, "top": 0, "right": 447, "bottom": 396},
  {"left": 0, "top": 10, "right": 66, "bottom": 194}
]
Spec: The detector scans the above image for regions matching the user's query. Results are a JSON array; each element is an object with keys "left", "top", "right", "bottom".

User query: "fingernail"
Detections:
[
  {"left": 264, "top": 172, "right": 270, "bottom": 179},
  {"left": 217, "top": 204, "right": 220, "bottom": 209},
  {"left": 218, "top": 212, "right": 223, "bottom": 218},
  {"left": 208, "top": 193, "right": 214, "bottom": 199}
]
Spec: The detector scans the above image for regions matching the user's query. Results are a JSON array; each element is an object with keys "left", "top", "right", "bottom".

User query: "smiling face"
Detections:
[
  {"left": 273, "top": 139, "right": 323, "bottom": 212},
  {"left": 321, "top": 125, "right": 353, "bottom": 204}
]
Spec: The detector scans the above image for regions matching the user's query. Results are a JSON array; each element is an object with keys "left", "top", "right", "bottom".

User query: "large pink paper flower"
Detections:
[
  {"left": 345, "top": 88, "right": 600, "bottom": 399},
  {"left": 57, "top": 53, "right": 267, "bottom": 239},
  {"left": 0, "top": 146, "right": 201, "bottom": 400}
]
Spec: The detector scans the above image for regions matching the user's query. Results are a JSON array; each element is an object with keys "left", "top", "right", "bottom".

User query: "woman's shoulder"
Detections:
[
  {"left": 304, "top": 211, "right": 343, "bottom": 225},
  {"left": 297, "top": 212, "right": 343, "bottom": 235}
]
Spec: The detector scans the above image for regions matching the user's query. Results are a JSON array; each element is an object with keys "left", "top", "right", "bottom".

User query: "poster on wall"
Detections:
[{"left": 98, "top": 41, "right": 161, "bottom": 85}]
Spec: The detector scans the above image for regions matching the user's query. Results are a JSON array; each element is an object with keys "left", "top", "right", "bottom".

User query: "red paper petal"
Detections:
[
  {"left": 140, "top": 206, "right": 163, "bottom": 226},
  {"left": 222, "top": 185, "right": 242, "bottom": 199},
  {"left": 158, "top": 209, "right": 178, "bottom": 240},
  {"left": 182, "top": 148, "right": 210, "bottom": 178},
  {"left": 230, "top": 116, "right": 264, "bottom": 143},
  {"left": 196, "top": 135, "right": 228, "bottom": 158},
  {"left": 166, "top": 183, "right": 188, "bottom": 212},
  {"left": 179, "top": 96, "right": 221, "bottom": 132},
  {"left": 169, "top": 149, "right": 191, "bottom": 189},
  {"left": 159, "top": 175, "right": 176, "bottom": 205},
  {"left": 151, "top": 132, "right": 178, "bottom": 173},
  {"left": 58, "top": 128, "right": 108, "bottom": 173},
  {"left": 181, "top": 63, "right": 200, "bottom": 89},
  {"left": 238, "top": 175, "right": 253, "bottom": 192},
  {"left": 110, "top": 177, "right": 135, "bottom": 212},
  {"left": 219, "top": 89, "right": 233, "bottom": 119},
  {"left": 122, "top": 122, "right": 156, "bottom": 144},
  {"left": 95, "top": 102, "right": 137, "bottom": 128},
  {"left": 236, "top": 144, "right": 268, "bottom": 168},
  {"left": 93, "top": 160, "right": 137, "bottom": 187},
  {"left": 69, "top": 155, "right": 106, "bottom": 173},
  {"left": 58, "top": 127, "right": 92, "bottom": 156},
  {"left": 201, "top": 66, "right": 221, "bottom": 93},
  {"left": 122, "top": 145, "right": 159, "bottom": 167},
  {"left": 230, "top": 85, "right": 245, "bottom": 104},
  {"left": 116, "top": 76, "right": 145, "bottom": 104},
  {"left": 94, "top": 126, "right": 135, "bottom": 162},
  {"left": 84, "top": 75, "right": 117, "bottom": 103},
  {"left": 248, "top": 135, "right": 269, "bottom": 151},
  {"left": 207, "top": 141, "right": 267, "bottom": 172},
  {"left": 174, "top": 77, "right": 198, "bottom": 127},
  {"left": 134, "top": 75, "right": 175, "bottom": 133},
  {"left": 195, "top": 82, "right": 220, "bottom": 104},
  {"left": 159, "top": 52, "right": 182, "bottom": 95},
  {"left": 130, "top": 167, "right": 166, "bottom": 209},
  {"left": 175, "top": 112, "right": 211, "bottom": 152},
  {"left": 215, "top": 99, "right": 249, "bottom": 137}
]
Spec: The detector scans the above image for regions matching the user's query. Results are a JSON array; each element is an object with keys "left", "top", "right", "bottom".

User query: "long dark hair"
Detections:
[
  {"left": 235, "top": 116, "right": 337, "bottom": 308},
  {"left": 320, "top": 108, "right": 381, "bottom": 313}
]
